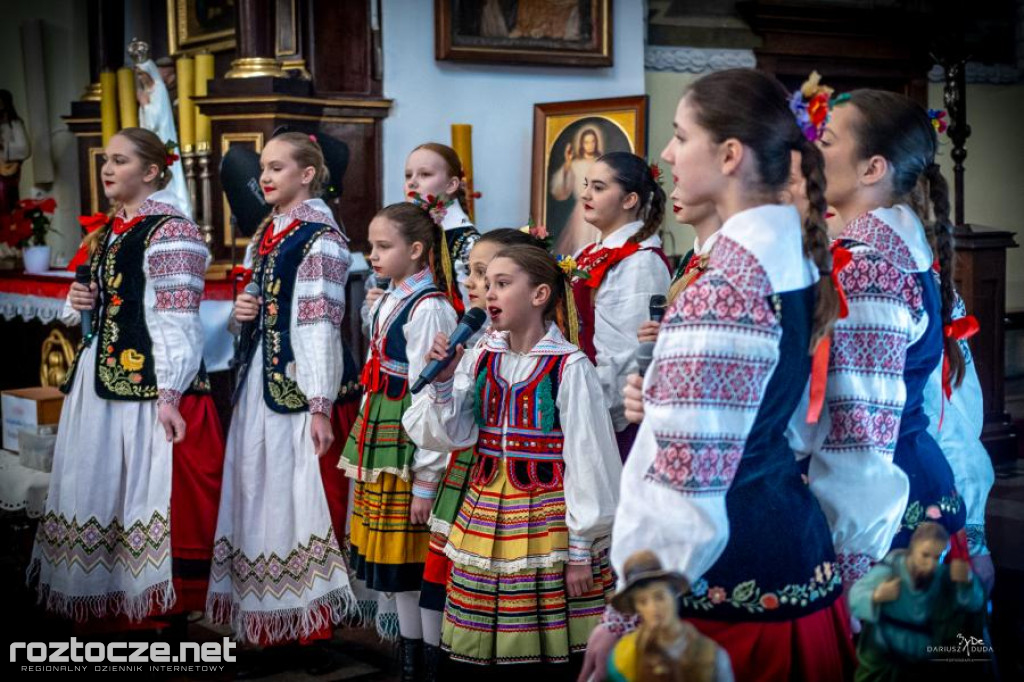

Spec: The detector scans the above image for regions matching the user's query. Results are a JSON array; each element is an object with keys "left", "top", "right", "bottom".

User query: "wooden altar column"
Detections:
[
  {"left": 225, "top": 0, "right": 286, "bottom": 79},
  {"left": 955, "top": 227, "right": 1019, "bottom": 464}
]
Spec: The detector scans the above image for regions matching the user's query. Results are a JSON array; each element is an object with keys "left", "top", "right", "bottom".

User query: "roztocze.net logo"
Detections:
[{"left": 10, "top": 637, "right": 236, "bottom": 673}]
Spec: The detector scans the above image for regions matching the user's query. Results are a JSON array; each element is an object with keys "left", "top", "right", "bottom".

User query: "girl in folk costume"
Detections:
[
  {"left": 339, "top": 202, "right": 458, "bottom": 680},
  {"left": 419, "top": 228, "right": 542, "bottom": 669},
  {"left": 207, "top": 133, "right": 357, "bottom": 654},
  {"left": 805, "top": 90, "right": 967, "bottom": 589},
  {"left": 29, "top": 128, "right": 224, "bottom": 629},
  {"left": 404, "top": 244, "right": 622, "bottom": 675},
  {"left": 570, "top": 151, "right": 671, "bottom": 460},
  {"left": 588, "top": 69, "right": 857, "bottom": 682},
  {"left": 363, "top": 142, "right": 480, "bottom": 329}
]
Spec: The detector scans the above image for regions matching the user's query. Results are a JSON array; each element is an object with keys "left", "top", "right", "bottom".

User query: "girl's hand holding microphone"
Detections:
[
  {"left": 70, "top": 281, "right": 98, "bottom": 311},
  {"left": 234, "top": 290, "right": 261, "bottom": 322}
]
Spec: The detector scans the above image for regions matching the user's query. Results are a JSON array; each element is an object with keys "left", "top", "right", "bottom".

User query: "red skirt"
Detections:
[{"left": 688, "top": 598, "right": 856, "bottom": 682}]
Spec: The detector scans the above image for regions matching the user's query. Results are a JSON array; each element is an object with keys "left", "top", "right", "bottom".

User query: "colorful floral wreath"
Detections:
[
  {"left": 789, "top": 71, "right": 834, "bottom": 142},
  {"left": 164, "top": 139, "right": 180, "bottom": 166}
]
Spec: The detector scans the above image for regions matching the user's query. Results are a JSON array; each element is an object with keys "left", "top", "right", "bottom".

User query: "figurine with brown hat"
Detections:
[{"left": 606, "top": 550, "right": 734, "bottom": 682}]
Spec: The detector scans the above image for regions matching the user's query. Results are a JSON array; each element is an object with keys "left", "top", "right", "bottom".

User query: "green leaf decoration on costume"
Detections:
[
  {"left": 536, "top": 373, "right": 555, "bottom": 433},
  {"left": 473, "top": 366, "right": 488, "bottom": 428},
  {"left": 732, "top": 579, "right": 756, "bottom": 604}
]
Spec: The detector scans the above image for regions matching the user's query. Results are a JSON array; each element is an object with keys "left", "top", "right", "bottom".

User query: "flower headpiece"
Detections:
[
  {"left": 164, "top": 139, "right": 180, "bottom": 166},
  {"left": 649, "top": 162, "right": 663, "bottom": 184},
  {"left": 789, "top": 71, "right": 834, "bottom": 142},
  {"left": 407, "top": 191, "right": 454, "bottom": 226},
  {"left": 519, "top": 219, "right": 552, "bottom": 249},
  {"left": 927, "top": 109, "right": 948, "bottom": 135}
]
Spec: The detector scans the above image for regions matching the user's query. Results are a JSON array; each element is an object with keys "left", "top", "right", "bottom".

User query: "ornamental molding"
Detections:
[{"left": 645, "top": 46, "right": 757, "bottom": 74}]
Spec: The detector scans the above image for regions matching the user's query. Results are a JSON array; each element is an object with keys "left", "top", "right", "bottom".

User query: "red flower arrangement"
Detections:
[{"left": 1, "top": 197, "right": 57, "bottom": 248}]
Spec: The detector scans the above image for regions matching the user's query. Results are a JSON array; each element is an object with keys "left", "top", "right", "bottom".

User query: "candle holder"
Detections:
[{"left": 196, "top": 142, "right": 214, "bottom": 245}]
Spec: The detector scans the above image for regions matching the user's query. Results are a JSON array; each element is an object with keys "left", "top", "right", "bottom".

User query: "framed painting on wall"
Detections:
[
  {"left": 167, "top": 0, "right": 237, "bottom": 55},
  {"left": 435, "top": 0, "right": 613, "bottom": 67},
  {"left": 531, "top": 95, "right": 647, "bottom": 255}
]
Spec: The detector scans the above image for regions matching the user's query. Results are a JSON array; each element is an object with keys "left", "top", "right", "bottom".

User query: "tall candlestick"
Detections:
[
  {"left": 116, "top": 67, "right": 138, "bottom": 129},
  {"left": 176, "top": 56, "right": 195, "bottom": 151},
  {"left": 194, "top": 53, "right": 214, "bottom": 147},
  {"left": 99, "top": 70, "right": 118, "bottom": 145},
  {"left": 451, "top": 123, "right": 474, "bottom": 221}
]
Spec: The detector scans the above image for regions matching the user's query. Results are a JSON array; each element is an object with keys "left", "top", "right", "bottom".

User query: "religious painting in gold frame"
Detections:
[
  {"left": 167, "top": 0, "right": 237, "bottom": 56},
  {"left": 436, "top": 0, "right": 612, "bottom": 67},
  {"left": 530, "top": 95, "right": 647, "bottom": 255}
]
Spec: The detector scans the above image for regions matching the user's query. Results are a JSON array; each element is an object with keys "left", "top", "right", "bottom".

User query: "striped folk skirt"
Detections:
[
  {"left": 441, "top": 458, "right": 612, "bottom": 665},
  {"left": 349, "top": 473, "right": 429, "bottom": 593}
]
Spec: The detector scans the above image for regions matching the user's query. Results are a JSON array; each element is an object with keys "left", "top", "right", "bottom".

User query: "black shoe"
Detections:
[
  {"left": 422, "top": 643, "right": 442, "bottom": 682},
  {"left": 399, "top": 637, "right": 422, "bottom": 682},
  {"left": 303, "top": 642, "right": 344, "bottom": 676}
]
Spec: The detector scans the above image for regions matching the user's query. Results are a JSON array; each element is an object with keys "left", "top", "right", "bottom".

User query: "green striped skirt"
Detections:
[{"left": 339, "top": 391, "right": 415, "bottom": 482}]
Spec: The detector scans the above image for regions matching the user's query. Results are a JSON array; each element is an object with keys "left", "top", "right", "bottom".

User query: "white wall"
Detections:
[
  {"left": 0, "top": 0, "right": 91, "bottom": 263},
  {"left": 381, "top": 0, "right": 647, "bottom": 229}
]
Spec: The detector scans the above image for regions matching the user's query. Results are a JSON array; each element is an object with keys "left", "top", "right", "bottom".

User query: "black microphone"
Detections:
[
  {"left": 75, "top": 265, "right": 94, "bottom": 339},
  {"left": 649, "top": 294, "right": 667, "bottom": 323},
  {"left": 410, "top": 307, "right": 487, "bottom": 394},
  {"left": 636, "top": 341, "right": 656, "bottom": 377},
  {"left": 376, "top": 276, "right": 391, "bottom": 291}
]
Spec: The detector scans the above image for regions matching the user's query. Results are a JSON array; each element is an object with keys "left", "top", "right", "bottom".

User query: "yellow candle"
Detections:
[
  {"left": 99, "top": 70, "right": 118, "bottom": 145},
  {"left": 176, "top": 57, "right": 195, "bottom": 150},
  {"left": 451, "top": 123, "right": 474, "bottom": 220},
  {"left": 116, "top": 67, "right": 138, "bottom": 129},
  {"left": 194, "top": 53, "right": 214, "bottom": 148}
]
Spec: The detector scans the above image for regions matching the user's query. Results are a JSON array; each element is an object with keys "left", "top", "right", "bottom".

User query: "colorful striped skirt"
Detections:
[
  {"left": 440, "top": 459, "right": 613, "bottom": 665},
  {"left": 339, "top": 391, "right": 415, "bottom": 482},
  {"left": 442, "top": 555, "right": 612, "bottom": 665},
  {"left": 349, "top": 473, "right": 429, "bottom": 593},
  {"left": 420, "top": 447, "right": 476, "bottom": 612}
]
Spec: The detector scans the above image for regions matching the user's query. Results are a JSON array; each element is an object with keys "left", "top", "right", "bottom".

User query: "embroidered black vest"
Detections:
[
  {"left": 235, "top": 221, "right": 335, "bottom": 414},
  {"left": 470, "top": 350, "right": 568, "bottom": 491},
  {"left": 445, "top": 225, "right": 479, "bottom": 265},
  {"left": 62, "top": 215, "right": 210, "bottom": 400}
]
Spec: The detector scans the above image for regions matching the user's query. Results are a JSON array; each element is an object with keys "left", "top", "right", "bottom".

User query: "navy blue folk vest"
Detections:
[
  {"left": 678, "top": 286, "right": 843, "bottom": 623},
  {"left": 890, "top": 270, "right": 965, "bottom": 547}
]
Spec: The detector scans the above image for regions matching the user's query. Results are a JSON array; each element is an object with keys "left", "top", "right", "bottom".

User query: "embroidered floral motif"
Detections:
[
  {"left": 901, "top": 495, "right": 962, "bottom": 532},
  {"left": 149, "top": 217, "right": 202, "bottom": 242},
  {"left": 645, "top": 354, "right": 775, "bottom": 409},
  {"left": 296, "top": 294, "right": 344, "bottom": 326},
  {"left": 308, "top": 396, "right": 332, "bottom": 415},
  {"left": 210, "top": 530, "right": 347, "bottom": 600},
  {"left": 119, "top": 348, "right": 145, "bottom": 371},
  {"left": 645, "top": 434, "right": 745, "bottom": 495},
  {"left": 835, "top": 552, "right": 874, "bottom": 583},
  {"left": 824, "top": 399, "right": 902, "bottom": 454},
  {"left": 842, "top": 213, "right": 919, "bottom": 273},
  {"left": 708, "top": 236, "right": 773, "bottom": 300},
  {"left": 148, "top": 249, "right": 207, "bottom": 277},
  {"left": 154, "top": 287, "right": 202, "bottom": 311},
  {"left": 36, "top": 510, "right": 171, "bottom": 575},
  {"left": 829, "top": 327, "right": 909, "bottom": 376},
  {"left": 668, "top": 274, "right": 778, "bottom": 330},
  {"left": 157, "top": 388, "right": 182, "bottom": 407},
  {"left": 840, "top": 251, "right": 924, "bottom": 316},
  {"left": 297, "top": 251, "right": 349, "bottom": 284},
  {"left": 682, "top": 562, "right": 841, "bottom": 614}
]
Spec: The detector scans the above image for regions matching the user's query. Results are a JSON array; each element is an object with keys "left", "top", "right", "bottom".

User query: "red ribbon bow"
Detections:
[
  {"left": 942, "top": 315, "right": 980, "bottom": 400},
  {"left": 230, "top": 265, "right": 254, "bottom": 289},
  {"left": 806, "top": 244, "right": 854, "bottom": 423},
  {"left": 19, "top": 197, "right": 57, "bottom": 214},
  {"left": 66, "top": 212, "right": 110, "bottom": 271},
  {"left": 111, "top": 215, "right": 145, "bottom": 235}
]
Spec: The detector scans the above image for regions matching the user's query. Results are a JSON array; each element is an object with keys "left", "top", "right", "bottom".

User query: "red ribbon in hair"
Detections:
[
  {"left": 942, "top": 315, "right": 979, "bottom": 400},
  {"left": 66, "top": 212, "right": 109, "bottom": 271},
  {"left": 806, "top": 244, "right": 853, "bottom": 423}
]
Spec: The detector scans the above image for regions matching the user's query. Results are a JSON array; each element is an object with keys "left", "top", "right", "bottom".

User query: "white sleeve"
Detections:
[
  {"left": 402, "top": 345, "right": 482, "bottom": 454},
  {"left": 594, "top": 250, "right": 671, "bottom": 431},
  {"left": 611, "top": 273, "right": 780, "bottom": 584},
  {"left": 291, "top": 231, "right": 351, "bottom": 415},
  {"left": 403, "top": 296, "right": 459, "bottom": 497},
  {"left": 549, "top": 164, "right": 575, "bottom": 201},
  {"left": 558, "top": 354, "right": 622, "bottom": 563},
  {"left": 144, "top": 218, "right": 209, "bottom": 407},
  {"left": 807, "top": 250, "right": 914, "bottom": 583},
  {"left": 6, "top": 121, "right": 30, "bottom": 160},
  {"left": 60, "top": 294, "right": 81, "bottom": 327}
]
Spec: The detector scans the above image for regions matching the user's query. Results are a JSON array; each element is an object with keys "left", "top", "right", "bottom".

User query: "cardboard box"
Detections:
[{"left": 1, "top": 387, "right": 64, "bottom": 452}]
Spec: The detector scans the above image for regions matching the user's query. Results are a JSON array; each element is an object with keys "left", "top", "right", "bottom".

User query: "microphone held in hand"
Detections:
[
  {"left": 376, "top": 277, "right": 391, "bottom": 291},
  {"left": 410, "top": 307, "right": 488, "bottom": 394},
  {"left": 649, "top": 294, "right": 667, "bottom": 323},
  {"left": 243, "top": 281, "right": 261, "bottom": 299},
  {"left": 636, "top": 341, "right": 655, "bottom": 377},
  {"left": 75, "top": 265, "right": 93, "bottom": 339}
]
